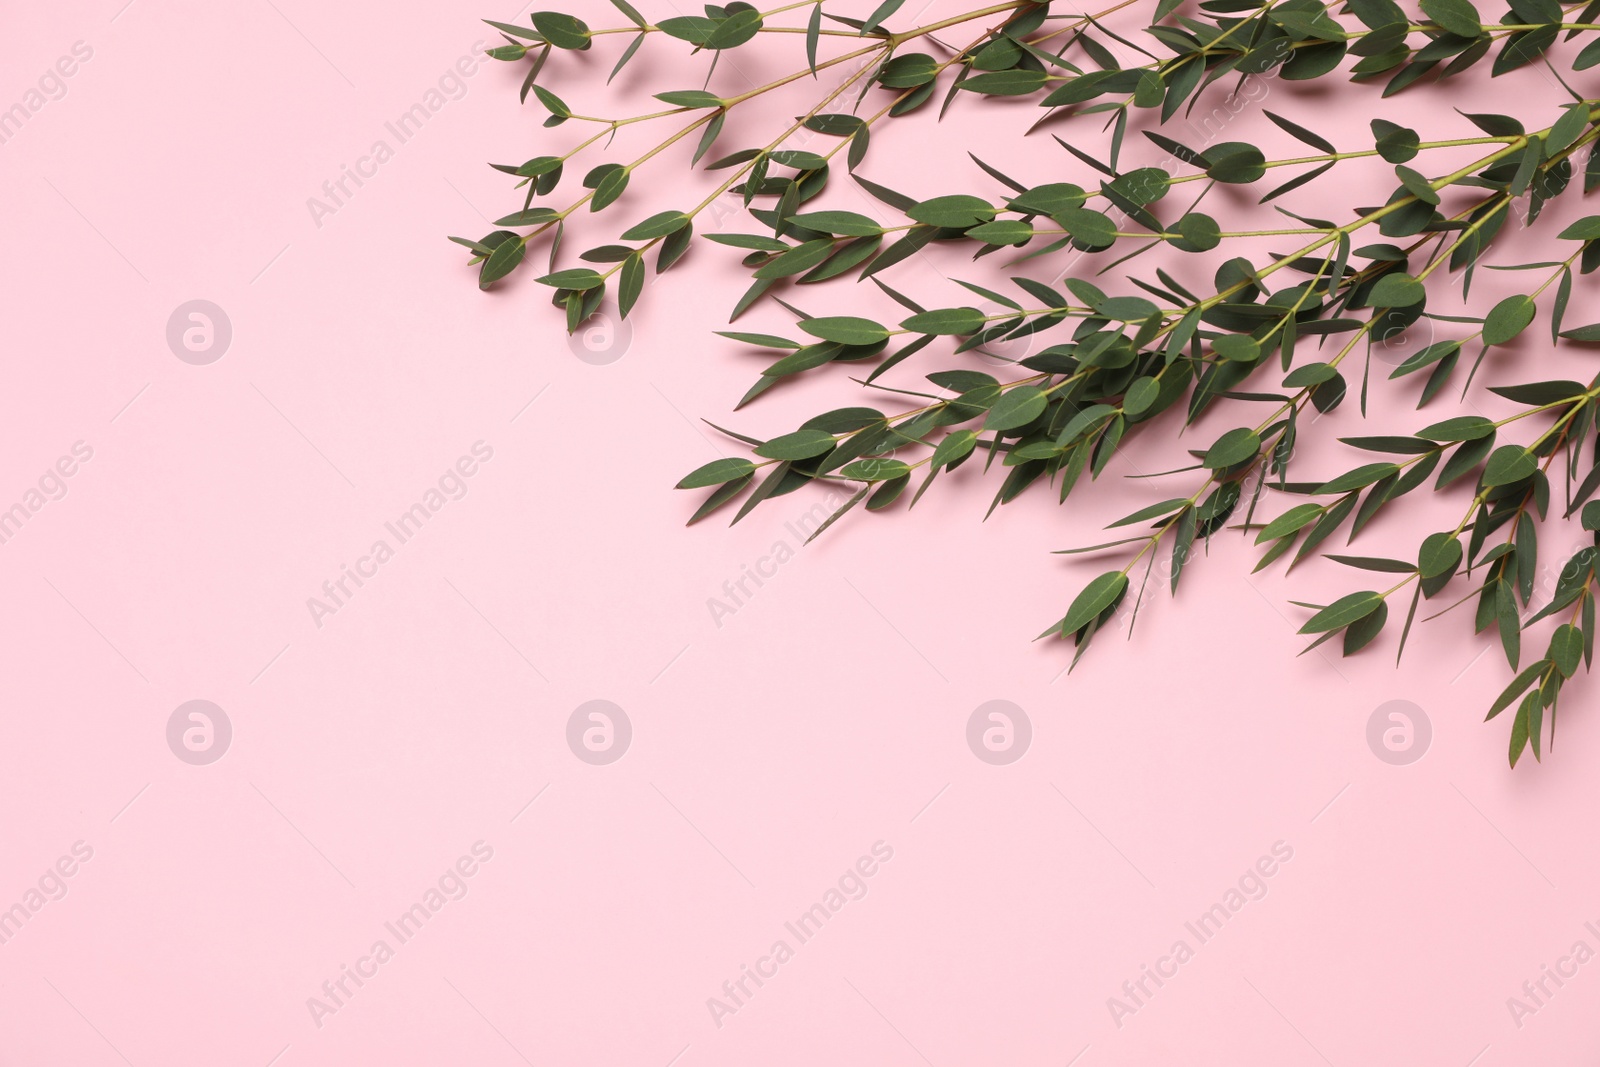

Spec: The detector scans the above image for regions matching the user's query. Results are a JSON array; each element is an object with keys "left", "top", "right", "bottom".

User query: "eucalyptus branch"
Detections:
[{"left": 457, "top": 0, "right": 1600, "bottom": 765}]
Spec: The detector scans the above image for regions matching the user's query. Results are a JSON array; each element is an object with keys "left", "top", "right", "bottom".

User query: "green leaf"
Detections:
[
  {"left": 1460, "top": 112, "right": 1522, "bottom": 137},
  {"left": 1099, "top": 296, "right": 1160, "bottom": 322},
  {"left": 1389, "top": 340, "right": 1461, "bottom": 378},
  {"left": 769, "top": 149, "right": 828, "bottom": 170},
  {"left": 585, "top": 164, "right": 630, "bottom": 211},
  {"left": 968, "top": 220, "right": 1035, "bottom": 245},
  {"left": 1172, "top": 213, "right": 1221, "bottom": 252},
  {"left": 1419, "top": 533, "right": 1463, "bottom": 579},
  {"left": 1369, "top": 272, "right": 1425, "bottom": 307},
  {"left": 900, "top": 307, "right": 986, "bottom": 335},
  {"left": 535, "top": 268, "right": 604, "bottom": 291},
  {"left": 1123, "top": 377, "right": 1161, "bottom": 417},
  {"left": 1325, "top": 555, "right": 1416, "bottom": 573},
  {"left": 1419, "top": 0, "right": 1481, "bottom": 37},
  {"left": 494, "top": 207, "right": 559, "bottom": 227},
  {"left": 1371, "top": 119, "right": 1420, "bottom": 163},
  {"left": 1497, "top": 580, "right": 1521, "bottom": 669},
  {"left": 1393, "top": 165, "right": 1439, "bottom": 206},
  {"left": 478, "top": 237, "right": 526, "bottom": 289},
  {"left": 1315, "top": 462, "right": 1401, "bottom": 494},
  {"left": 805, "top": 1, "right": 821, "bottom": 72},
  {"left": 1482, "top": 445, "right": 1537, "bottom": 486},
  {"left": 1108, "top": 498, "right": 1191, "bottom": 528},
  {"left": 906, "top": 195, "right": 996, "bottom": 228},
  {"left": 654, "top": 89, "right": 723, "bottom": 108},
  {"left": 1487, "top": 661, "right": 1548, "bottom": 719},
  {"left": 1340, "top": 435, "right": 1435, "bottom": 454},
  {"left": 802, "top": 408, "right": 882, "bottom": 434},
  {"left": 510, "top": 157, "right": 564, "bottom": 180},
  {"left": 677, "top": 457, "right": 756, "bottom": 488},
  {"left": 841, "top": 457, "right": 911, "bottom": 481},
  {"left": 608, "top": 0, "right": 647, "bottom": 27},
  {"left": 1263, "top": 110, "right": 1336, "bottom": 153},
  {"left": 1549, "top": 103, "right": 1590, "bottom": 153},
  {"left": 618, "top": 254, "right": 644, "bottom": 317},
  {"left": 1416, "top": 415, "right": 1494, "bottom": 442},
  {"left": 1009, "top": 183, "right": 1087, "bottom": 215},
  {"left": 932, "top": 430, "right": 977, "bottom": 469},
  {"left": 483, "top": 19, "right": 543, "bottom": 40},
  {"left": 1203, "top": 143, "right": 1267, "bottom": 183},
  {"left": 1058, "top": 572, "right": 1129, "bottom": 635},
  {"left": 1437, "top": 435, "right": 1497, "bottom": 489},
  {"left": 860, "top": 0, "right": 905, "bottom": 33},
  {"left": 1299, "top": 591, "right": 1385, "bottom": 633},
  {"left": 620, "top": 210, "right": 690, "bottom": 241},
  {"left": 986, "top": 386, "right": 1049, "bottom": 431},
  {"left": 754, "top": 429, "right": 836, "bottom": 460},
  {"left": 704, "top": 8, "right": 764, "bottom": 48},
  {"left": 705, "top": 233, "right": 787, "bottom": 252},
  {"left": 531, "top": 84, "right": 570, "bottom": 118},
  {"left": 609, "top": 32, "right": 645, "bottom": 83},
  {"left": 1558, "top": 216, "right": 1600, "bottom": 241},
  {"left": 1343, "top": 599, "right": 1389, "bottom": 654},
  {"left": 787, "top": 210, "right": 884, "bottom": 236},
  {"left": 1488, "top": 380, "right": 1587, "bottom": 405},
  {"left": 1509, "top": 692, "right": 1534, "bottom": 767},
  {"left": 717, "top": 331, "right": 800, "bottom": 349},
  {"left": 1256, "top": 502, "right": 1324, "bottom": 542},
  {"left": 961, "top": 69, "right": 1049, "bottom": 95},
  {"left": 1576, "top": 34, "right": 1600, "bottom": 69},
  {"left": 799, "top": 316, "right": 890, "bottom": 344},
  {"left": 1553, "top": 625, "right": 1583, "bottom": 677},
  {"left": 878, "top": 53, "right": 939, "bottom": 88},
  {"left": 1285, "top": 363, "right": 1339, "bottom": 388},
  {"left": 1056, "top": 208, "right": 1118, "bottom": 246},
  {"left": 1203, "top": 427, "right": 1262, "bottom": 469},
  {"left": 753, "top": 239, "right": 835, "bottom": 279},
  {"left": 532, "top": 11, "right": 592, "bottom": 49},
  {"left": 1483, "top": 294, "right": 1535, "bottom": 345},
  {"left": 686, "top": 472, "right": 752, "bottom": 524}
]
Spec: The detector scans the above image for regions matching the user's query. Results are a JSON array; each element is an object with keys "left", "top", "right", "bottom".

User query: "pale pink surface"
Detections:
[{"left": 4, "top": 1, "right": 1600, "bottom": 1064}]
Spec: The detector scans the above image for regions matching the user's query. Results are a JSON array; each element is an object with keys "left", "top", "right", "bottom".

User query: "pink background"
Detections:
[{"left": 5, "top": 1, "right": 1600, "bottom": 1063}]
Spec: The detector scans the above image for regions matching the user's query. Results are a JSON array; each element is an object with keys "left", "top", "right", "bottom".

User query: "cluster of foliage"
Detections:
[{"left": 454, "top": 0, "right": 1600, "bottom": 765}]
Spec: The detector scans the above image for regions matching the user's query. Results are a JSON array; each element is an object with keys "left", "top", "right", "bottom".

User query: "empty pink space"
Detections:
[{"left": 3, "top": 0, "right": 1599, "bottom": 1064}]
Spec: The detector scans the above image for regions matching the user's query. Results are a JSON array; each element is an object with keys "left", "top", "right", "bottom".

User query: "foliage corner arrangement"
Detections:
[{"left": 452, "top": 0, "right": 1600, "bottom": 766}]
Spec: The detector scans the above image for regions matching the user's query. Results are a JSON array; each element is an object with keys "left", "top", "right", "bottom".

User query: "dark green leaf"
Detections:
[
  {"left": 1299, "top": 591, "right": 1385, "bottom": 633},
  {"left": 1483, "top": 294, "right": 1535, "bottom": 345},
  {"left": 1204, "top": 427, "right": 1262, "bottom": 469},
  {"left": 754, "top": 429, "right": 836, "bottom": 460},
  {"left": 1482, "top": 445, "right": 1537, "bottom": 486},
  {"left": 1058, "top": 571, "right": 1129, "bottom": 635},
  {"left": 799, "top": 316, "right": 890, "bottom": 344},
  {"left": 986, "top": 386, "right": 1049, "bottom": 431},
  {"left": 1419, "top": 0, "right": 1481, "bottom": 37},
  {"left": 677, "top": 457, "right": 756, "bottom": 488}
]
